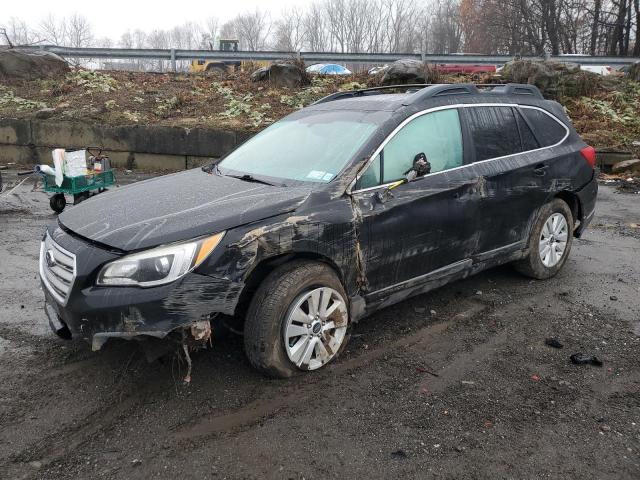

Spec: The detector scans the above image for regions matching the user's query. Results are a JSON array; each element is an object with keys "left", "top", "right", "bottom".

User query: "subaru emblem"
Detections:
[{"left": 45, "top": 250, "right": 56, "bottom": 268}]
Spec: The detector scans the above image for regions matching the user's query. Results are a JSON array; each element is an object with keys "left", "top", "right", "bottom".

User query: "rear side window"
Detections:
[
  {"left": 515, "top": 109, "right": 540, "bottom": 151},
  {"left": 465, "top": 106, "right": 521, "bottom": 161},
  {"left": 520, "top": 108, "right": 567, "bottom": 147}
]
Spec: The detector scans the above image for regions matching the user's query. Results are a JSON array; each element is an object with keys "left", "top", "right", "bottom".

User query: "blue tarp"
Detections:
[{"left": 306, "top": 63, "right": 352, "bottom": 75}]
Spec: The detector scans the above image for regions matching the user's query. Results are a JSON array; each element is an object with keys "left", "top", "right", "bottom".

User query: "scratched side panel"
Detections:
[{"left": 202, "top": 192, "right": 361, "bottom": 299}]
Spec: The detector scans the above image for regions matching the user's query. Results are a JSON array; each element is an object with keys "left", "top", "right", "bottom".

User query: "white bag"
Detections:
[
  {"left": 63, "top": 150, "right": 88, "bottom": 178},
  {"left": 51, "top": 149, "right": 65, "bottom": 187}
]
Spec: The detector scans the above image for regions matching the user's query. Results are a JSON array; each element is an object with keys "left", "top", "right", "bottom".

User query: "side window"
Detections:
[
  {"left": 465, "top": 106, "right": 521, "bottom": 161},
  {"left": 383, "top": 109, "right": 463, "bottom": 182},
  {"left": 355, "top": 109, "right": 463, "bottom": 189},
  {"left": 357, "top": 153, "right": 381, "bottom": 190},
  {"left": 521, "top": 108, "right": 567, "bottom": 147},
  {"left": 515, "top": 109, "right": 540, "bottom": 151}
]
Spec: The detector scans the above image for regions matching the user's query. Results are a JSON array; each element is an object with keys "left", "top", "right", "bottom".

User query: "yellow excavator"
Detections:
[{"left": 190, "top": 39, "right": 267, "bottom": 73}]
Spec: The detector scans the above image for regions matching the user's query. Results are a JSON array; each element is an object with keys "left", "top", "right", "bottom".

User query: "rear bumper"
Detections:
[{"left": 574, "top": 172, "right": 598, "bottom": 237}]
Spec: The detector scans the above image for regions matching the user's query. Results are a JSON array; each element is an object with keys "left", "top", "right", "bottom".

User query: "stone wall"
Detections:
[{"left": 0, "top": 118, "right": 252, "bottom": 170}]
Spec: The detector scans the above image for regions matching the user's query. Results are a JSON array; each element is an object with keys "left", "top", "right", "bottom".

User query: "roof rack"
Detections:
[
  {"left": 312, "top": 84, "right": 434, "bottom": 105},
  {"left": 312, "top": 82, "right": 544, "bottom": 106},
  {"left": 484, "top": 83, "right": 544, "bottom": 99}
]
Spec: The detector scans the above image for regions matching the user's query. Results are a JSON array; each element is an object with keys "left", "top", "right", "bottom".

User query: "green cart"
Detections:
[{"left": 44, "top": 169, "right": 116, "bottom": 213}]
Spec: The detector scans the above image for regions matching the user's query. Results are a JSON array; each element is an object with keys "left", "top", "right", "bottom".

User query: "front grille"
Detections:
[{"left": 40, "top": 233, "right": 76, "bottom": 305}]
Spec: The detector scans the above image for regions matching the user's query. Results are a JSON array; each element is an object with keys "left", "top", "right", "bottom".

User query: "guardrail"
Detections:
[{"left": 16, "top": 45, "right": 639, "bottom": 70}]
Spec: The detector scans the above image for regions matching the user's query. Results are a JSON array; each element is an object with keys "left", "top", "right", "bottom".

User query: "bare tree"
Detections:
[
  {"left": 274, "top": 7, "right": 305, "bottom": 51},
  {"left": 39, "top": 14, "right": 67, "bottom": 46},
  {"left": 202, "top": 16, "right": 219, "bottom": 49},
  {"left": 231, "top": 9, "right": 271, "bottom": 50},
  {"left": 66, "top": 14, "right": 93, "bottom": 48},
  {"left": 303, "top": 3, "right": 329, "bottom": 51},
  {"left": 1, "top": 17, "right": 37, "bottom": 46}
]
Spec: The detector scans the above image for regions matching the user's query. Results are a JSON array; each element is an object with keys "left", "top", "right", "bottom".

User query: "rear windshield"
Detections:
[{"left": 219, "top": 110, "right": 384, "bottom": 183}]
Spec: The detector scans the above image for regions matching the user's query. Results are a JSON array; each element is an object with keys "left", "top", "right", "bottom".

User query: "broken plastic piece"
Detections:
[
  {"left": 190, "top": 319, "right": 212, "bottom": 342},
  {"left": 182, "top": 339, "right": 193, "bottom": 384},
  {"left": 545, "top": 338, "right": 563, "bottom": 348},
  {"left": 570, "top": 353, "right": 603, "bottom": 366}
]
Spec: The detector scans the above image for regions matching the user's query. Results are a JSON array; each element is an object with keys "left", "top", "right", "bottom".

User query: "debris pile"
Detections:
[
  {"left": 501, "top": 59, "right": 600, "bottom": 99},
  {"left": 0, "top": 62, "right": 638, "bottom": 153}
]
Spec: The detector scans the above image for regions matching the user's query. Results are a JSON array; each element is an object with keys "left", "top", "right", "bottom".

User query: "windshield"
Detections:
[{"left": 219, "top": 110, "right": 382, "bottom": 184}]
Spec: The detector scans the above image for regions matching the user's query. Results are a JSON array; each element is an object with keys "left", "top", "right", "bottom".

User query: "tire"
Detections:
[
  {"left": 244, "top": 261, "right": 350, "bottom": 378},
  {"left": 49, "top": 194, "right": 66, "bottom": 213},
  {"left": 514, "top": 199, "right": 574, "bottom": 279}
]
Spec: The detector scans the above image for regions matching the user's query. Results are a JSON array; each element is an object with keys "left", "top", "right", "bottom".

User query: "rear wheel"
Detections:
[
  {"left": 514, "top": 199, "right": 574, "bottom": 279},
  {"left": 244, "top": 261, "right": 350, "bottom": 378}
]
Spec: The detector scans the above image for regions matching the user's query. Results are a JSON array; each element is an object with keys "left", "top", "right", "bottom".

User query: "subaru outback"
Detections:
[{"left": 40, "top": 83, "right": 598, "bottom": 377}]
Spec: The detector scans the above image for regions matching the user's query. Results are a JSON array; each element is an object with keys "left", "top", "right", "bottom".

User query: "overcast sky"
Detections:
[{"left": 4, "top": 0, "right": 315, "bottom": 40}]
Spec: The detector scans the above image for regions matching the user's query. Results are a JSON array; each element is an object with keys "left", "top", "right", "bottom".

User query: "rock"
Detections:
[
  {"left": 627, "top": 61, "right": 640, "bottom": 82},
  {"left": 0, "top": 49, "right": 69, "bottom": 80},
  {"left": 611, "top": 159, "right": 640, "bottom": 174},
  {"left": 610, "top": 295, "right": 618, "bottom": 301},
  {"left": 501, "top": 59, "right": 599, "bottom": 99},
  {"left": 28, "top": 461, "right": 42, "bottom": 469},
  {"left": 250, "top": 62, "right": 309, "bottom": 88},
  {"left": 35, "top": 107, "right": 56, "bottom": 119},
  {"left": 250, "top": 67, "right": 269, "bottom": 82},
  {"left": 380, "top": 59, "right": 440, "bottom": 85}
]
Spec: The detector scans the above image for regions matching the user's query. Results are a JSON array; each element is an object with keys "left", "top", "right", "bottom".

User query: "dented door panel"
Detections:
[{"left": 352, "top": 168, "right": 482, "bottom": 294}]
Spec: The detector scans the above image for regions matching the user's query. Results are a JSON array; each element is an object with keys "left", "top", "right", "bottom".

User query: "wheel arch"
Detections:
[
  {"left": 233, "top": 252, "right": 347, "bottom": 320},
  {"left": 554, "top": 190, "right": 582, "bottom": 234}
]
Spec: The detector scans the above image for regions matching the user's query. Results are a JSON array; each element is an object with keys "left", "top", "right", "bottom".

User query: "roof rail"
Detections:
[
  {"left": 312, "top": 82, "right": 544, "bottom": 106},
  {"left": 485, "top": 83, "right": 543, "bottom": 99},
  {"left": 312, "top": 84, "right": 433, "bottom": 105},
  {"left": 402, "top": 84, "right": 480, "bottom": 105}
]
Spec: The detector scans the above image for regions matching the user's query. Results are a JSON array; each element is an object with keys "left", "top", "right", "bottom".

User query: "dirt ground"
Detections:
[{"left": 0, "top": 171, "right": 639, "bottom": 480}]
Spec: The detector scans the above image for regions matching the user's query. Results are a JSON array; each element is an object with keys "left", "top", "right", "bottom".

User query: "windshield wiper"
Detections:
[{"left": 225, "top": 173, "right": 276, "bottom": 186}]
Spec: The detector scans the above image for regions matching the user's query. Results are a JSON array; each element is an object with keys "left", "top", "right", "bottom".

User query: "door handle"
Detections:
[{"left": 533, "top": 163, "right": 549, "bottom": 176}]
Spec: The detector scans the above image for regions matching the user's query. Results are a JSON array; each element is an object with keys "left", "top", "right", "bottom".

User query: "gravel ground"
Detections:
[{"left": 0, "top": 171, "right": 639, "bottom": 480}]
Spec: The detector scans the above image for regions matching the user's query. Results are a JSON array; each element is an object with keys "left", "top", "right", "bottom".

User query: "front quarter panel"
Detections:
[{"left": 200, "top": 191, "right": 361, "bottom": 303}]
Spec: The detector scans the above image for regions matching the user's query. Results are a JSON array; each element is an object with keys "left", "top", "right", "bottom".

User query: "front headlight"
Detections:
[{"left": 97, "top": 232, "right": 224, "bottom": 287}]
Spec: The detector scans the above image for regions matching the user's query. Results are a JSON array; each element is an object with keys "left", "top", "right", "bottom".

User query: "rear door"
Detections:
[
  {"left": 461, "top": 105, "right": 569, "bottom": 255},
  {"left": 351, "top": 107, "right": 482, "bottom": 294}
]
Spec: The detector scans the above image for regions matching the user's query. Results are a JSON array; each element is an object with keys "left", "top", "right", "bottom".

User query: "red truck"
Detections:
[{"left": 435, "top": 63, "right": 497, "bottom": 74}]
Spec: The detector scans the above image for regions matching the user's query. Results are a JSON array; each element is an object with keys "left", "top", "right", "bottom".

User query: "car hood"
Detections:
[{"left": 58, "top": 169, "right": 311, "bottom": 251}]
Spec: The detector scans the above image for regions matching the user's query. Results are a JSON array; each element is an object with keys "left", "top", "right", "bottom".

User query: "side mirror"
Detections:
[
  {"left": 404, "top": 152, "right": 431, "bottom": 181},
  {"left": 372, "top": 153, "right": 431, "bottom": 206}
]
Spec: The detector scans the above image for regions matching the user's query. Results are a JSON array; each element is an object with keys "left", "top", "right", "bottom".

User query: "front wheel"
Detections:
[
  {"left": 244, "top": 261, "right": 350, "bottom": 378},
  {"left": 514, "top": 199, "right": 574, "bottom": 279}
]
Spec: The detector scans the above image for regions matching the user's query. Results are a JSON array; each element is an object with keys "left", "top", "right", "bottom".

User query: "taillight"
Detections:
[{"left": 580, "top": 146, "right": 596, "bottom": 168}]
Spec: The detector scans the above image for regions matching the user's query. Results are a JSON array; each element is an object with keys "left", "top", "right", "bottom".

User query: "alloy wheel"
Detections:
[
  {"left": 539, "top": 212, "right": 569, "bottom": 267},
  {"left": 283, "top": 287, "right": 348, "bottom": 370}
]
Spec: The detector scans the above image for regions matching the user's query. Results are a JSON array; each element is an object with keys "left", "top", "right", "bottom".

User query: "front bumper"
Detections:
[{"left": 41, "top": 227, "right": 243, "bottom": 350}]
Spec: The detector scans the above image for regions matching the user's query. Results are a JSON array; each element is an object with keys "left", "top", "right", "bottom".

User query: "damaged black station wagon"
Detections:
[{"left": 40, "top": 83, "right": 598, "bottom": 377}]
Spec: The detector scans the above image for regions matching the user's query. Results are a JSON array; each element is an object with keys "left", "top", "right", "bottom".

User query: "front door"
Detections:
[{"left": 351, "top": 108, "right": 482, "bottom": 294}]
